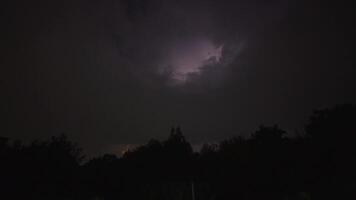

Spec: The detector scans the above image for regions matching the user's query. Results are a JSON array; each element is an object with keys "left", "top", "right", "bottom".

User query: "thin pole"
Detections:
[{"left": 191, "top": 181, "right": 195, "bottom": 200}]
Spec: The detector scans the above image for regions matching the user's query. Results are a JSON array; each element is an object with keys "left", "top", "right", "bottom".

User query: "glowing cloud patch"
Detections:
[{"left": 160, "top": 39, "right": 223, "bottom": 83}]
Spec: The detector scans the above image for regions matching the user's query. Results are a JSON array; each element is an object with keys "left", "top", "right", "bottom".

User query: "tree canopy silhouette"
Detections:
[{"left": 1, "top": 104, "right": 355, "bottom": 199}]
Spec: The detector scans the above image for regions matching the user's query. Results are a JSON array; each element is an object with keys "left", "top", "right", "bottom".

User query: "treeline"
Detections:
[{"left": 1, "top": 104, "right": 356, "bottom": 200}]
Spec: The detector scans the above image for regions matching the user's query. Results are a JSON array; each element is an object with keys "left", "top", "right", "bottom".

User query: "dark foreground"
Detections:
[{"left": 1, "top": 104, "right": 356, "bottom": 200}]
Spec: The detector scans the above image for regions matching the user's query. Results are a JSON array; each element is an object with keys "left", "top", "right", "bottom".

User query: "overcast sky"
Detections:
[{"left": 1, "top": 0, "right": 355, "bottom": 155}]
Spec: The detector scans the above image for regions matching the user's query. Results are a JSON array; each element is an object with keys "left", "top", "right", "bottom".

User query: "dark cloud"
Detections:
[{"left": 1, "top": 0, "right": 355, "bottom": 155}]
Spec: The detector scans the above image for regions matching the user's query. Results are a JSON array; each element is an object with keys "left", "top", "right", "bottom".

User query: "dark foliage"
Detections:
[{"left": 1, "top": 105, "right": 356, "bottom": 199}]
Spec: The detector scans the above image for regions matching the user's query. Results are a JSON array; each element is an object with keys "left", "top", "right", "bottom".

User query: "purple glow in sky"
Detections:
[{"left": 160, "top": 39, "right": 223, "bottom": 83}]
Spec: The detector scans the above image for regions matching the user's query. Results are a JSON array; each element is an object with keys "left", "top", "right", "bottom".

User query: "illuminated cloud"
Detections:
[{"left": 159, "top": 38, "right": 223, "bottom": 83}]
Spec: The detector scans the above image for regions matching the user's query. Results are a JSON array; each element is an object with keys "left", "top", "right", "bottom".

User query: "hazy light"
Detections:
[{"left": 161, "top": 39, "right": 223, "bottom": 83}]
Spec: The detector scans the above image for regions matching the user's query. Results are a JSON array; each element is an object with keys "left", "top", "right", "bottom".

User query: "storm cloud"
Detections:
[{"left": 1, "top": 0, "right": 355, "bottom": 155}]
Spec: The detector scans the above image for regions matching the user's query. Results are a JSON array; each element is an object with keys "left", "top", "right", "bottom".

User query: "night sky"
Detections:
[{"left": 2, "top": 0, "right": 356, "bottom": 155}]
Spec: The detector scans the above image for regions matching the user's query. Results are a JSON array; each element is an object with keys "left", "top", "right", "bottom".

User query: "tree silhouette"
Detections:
[
  {"left": 304, "top": 104, "right": 356, "bottom": 200},
  {"left": 1, "top": 105, "right": 356, "bottom": 199}
]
